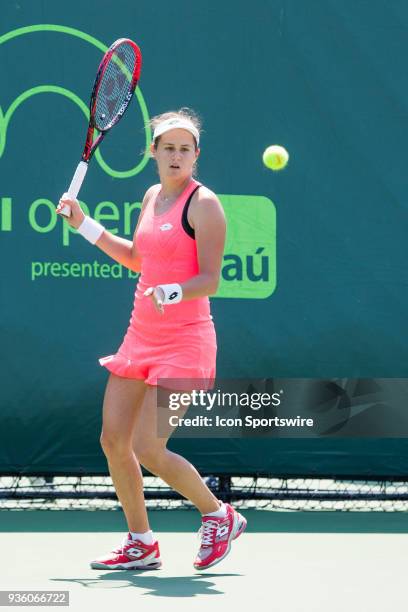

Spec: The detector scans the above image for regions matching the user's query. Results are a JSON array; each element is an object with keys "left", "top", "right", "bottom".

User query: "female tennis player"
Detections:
[{"left": 56, "top": 109, "right": 246, "bottom": 571}]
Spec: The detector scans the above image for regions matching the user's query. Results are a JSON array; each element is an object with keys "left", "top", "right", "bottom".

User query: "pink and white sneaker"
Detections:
[
  {"left": 193, "top": 503, "right": 247, "bottom": 570},
  {"left": 90, "top": 533, "right": 162, "bottom": 570}
]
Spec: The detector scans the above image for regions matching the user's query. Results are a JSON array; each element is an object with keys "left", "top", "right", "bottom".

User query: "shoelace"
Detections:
[
  {"left": 112, "top": 535, "right": 134, "bottom": 555},
  {"left": 197, "top": 519, "right": 219, "bottom": 546}
]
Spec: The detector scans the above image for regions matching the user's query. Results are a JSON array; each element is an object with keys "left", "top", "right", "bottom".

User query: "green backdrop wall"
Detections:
[{"left": 1, "top": 0, "right": 407, "bottom": 476}]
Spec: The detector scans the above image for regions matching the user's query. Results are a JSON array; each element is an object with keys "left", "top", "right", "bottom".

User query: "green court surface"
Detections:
[{"left": 1, "top": 510, "right": 407, "bottom": 611}]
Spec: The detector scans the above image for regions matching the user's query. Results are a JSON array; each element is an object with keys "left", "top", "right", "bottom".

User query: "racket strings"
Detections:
[{"left": 95, "top": 43, "right": 138, "bottom": 131}]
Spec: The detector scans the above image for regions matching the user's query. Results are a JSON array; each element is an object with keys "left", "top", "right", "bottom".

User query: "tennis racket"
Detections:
[{"left": 59, "top": 38, "right": 142, "bottom": 217}]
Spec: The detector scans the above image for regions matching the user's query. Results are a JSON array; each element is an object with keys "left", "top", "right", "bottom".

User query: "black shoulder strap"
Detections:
[{"left": 181, "top": 184, "right": 201, "bottom": 239}]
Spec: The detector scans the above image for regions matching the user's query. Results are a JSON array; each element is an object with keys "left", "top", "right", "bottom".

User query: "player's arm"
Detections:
[
  {"left": 179, "top": 189, "right": 226, "bottom": 299},
  {"left": 57, "top": 186, "right": 155, "bottom": 272}
]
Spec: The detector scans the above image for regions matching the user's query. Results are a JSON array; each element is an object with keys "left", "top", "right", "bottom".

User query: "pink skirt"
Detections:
[{"left": 99, "top": 320, "right": 217, "bottom": 391}]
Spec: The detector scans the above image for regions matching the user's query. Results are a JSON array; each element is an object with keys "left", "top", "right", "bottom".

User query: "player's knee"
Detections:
[{"left": 100, "top": 431, "right": 132, "bottom": 459}]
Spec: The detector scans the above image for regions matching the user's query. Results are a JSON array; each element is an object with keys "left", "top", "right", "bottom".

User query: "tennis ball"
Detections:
[{"left": 262, "top": 145, "right": 289, "bottom": 171}]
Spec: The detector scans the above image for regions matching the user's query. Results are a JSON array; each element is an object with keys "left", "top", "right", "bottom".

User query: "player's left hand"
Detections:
[{"left": 144, "top": 286, "right": 165, "bottom": 315}]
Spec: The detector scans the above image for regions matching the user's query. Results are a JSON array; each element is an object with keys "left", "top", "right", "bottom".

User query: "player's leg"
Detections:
[
  {"left": 132, "top": 384, "right": 220, "bottom": 514},
  {"left": 132, "top": 384, "right": 246, "bottom": 570},
  {"left": 90, "top": 373, "right": 162, "bottom": 570},
  {"left": 100, "top": 373, "right": 149, "bottom": 532}
]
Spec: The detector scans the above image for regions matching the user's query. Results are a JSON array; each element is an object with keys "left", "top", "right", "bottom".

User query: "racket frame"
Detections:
[{"left": 60, "top": 38, "right": 142, "bottom": 216}]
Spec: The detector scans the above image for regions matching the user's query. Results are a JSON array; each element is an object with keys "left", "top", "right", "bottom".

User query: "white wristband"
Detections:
[
  {"left": 157, "top": 283, "right": 183, "bottom": 304},
  {"left": 77, "top": 216, "right": 105, "bottom": 244}
]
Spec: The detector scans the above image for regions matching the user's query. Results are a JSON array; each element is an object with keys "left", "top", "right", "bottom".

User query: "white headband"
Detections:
[{"left": 153, "top": 118, "right": 200, "bottom": 147}]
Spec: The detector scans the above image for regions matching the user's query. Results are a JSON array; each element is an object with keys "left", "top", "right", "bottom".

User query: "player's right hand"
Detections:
[{"left": 56, "top": 193, "right": 86, "bottom": 229}]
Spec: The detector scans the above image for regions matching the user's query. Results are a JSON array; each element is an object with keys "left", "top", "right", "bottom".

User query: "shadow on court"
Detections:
[{"left": 49, "top": 572, "right": 243, "bottom": 597}]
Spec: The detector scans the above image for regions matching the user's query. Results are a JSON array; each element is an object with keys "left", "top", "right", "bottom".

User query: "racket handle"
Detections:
[{"left": 59, "top": 161, "right": 89, "bottom": 217}]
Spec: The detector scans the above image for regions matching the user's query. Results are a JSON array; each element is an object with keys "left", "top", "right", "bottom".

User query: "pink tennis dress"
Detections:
[{"left": 99, "top": 179, "right": 217, "bottom": 389}]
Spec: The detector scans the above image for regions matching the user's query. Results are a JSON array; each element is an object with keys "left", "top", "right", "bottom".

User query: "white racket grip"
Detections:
[{"left": 60, "top": 161, "right": 89, "bottom": 217}]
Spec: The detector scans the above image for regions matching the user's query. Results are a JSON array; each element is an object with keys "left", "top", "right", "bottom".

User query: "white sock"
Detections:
[
  {"left": 129, "top": 530, "right": 154, "bottom": 545},
  {"left": 204, "top": 501, "right": 227, "bottom": 518}
]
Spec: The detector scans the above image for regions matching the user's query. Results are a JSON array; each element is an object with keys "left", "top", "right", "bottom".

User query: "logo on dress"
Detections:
[{"left": 159, "top": 223, "right": 173, "bottom": 231}]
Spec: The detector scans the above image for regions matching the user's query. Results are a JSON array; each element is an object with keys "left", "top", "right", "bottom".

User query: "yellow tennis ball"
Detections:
[{"left": 262, "top": 145, "right": 289, "bottom": 171}]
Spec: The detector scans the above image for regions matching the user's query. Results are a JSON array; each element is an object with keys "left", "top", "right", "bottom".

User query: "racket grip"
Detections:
[{"left": 59, "top": 161, "right": 89, "bottom": 217}]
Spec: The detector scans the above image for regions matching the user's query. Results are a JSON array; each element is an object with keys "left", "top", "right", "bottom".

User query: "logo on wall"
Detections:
[{"left": 0, "top": 25, "right": 276, "bottom": 298}]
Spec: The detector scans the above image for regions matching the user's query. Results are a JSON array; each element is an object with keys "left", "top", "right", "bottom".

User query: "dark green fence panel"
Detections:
[{"left": 1, "top": 1, "right": 407, "bottom": 476}]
